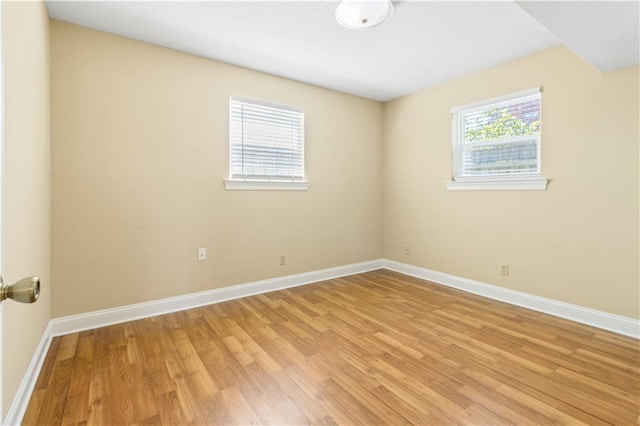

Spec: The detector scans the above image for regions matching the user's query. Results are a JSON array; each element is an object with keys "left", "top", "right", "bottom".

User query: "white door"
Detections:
[{"left": 0, "top": 0, "right": 4, "bottom": 417}]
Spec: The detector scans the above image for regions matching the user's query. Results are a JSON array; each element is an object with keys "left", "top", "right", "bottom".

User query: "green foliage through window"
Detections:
[{"left": 465, "top": 108, "right": 540, "bottom": 142}]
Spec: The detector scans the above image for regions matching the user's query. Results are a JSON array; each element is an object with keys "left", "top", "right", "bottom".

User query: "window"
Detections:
[
  {"left": 447, "top": 87, "right": 548, "bottom": 191},
  {"left": 225, "top": 96, "right": 308, "bottom": 191}
]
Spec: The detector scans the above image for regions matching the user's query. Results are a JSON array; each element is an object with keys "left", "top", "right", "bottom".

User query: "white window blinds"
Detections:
[
  {"left": 229, "top": 96, "right": 305, "bottom": 182},
  {"left": 452, "top": 88, "right": 541, "bottom": 179}
]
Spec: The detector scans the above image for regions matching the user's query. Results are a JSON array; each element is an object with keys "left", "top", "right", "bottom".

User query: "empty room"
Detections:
[{"left": 2, "top": 0, "right": 639, "bottom": 424}]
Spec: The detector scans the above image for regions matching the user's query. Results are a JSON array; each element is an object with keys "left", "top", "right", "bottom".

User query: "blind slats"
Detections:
[
  {"left": 229, "top": 96, "right": 305, "bottom": 181},
  {"left": 454, "top": 90, "right": 541, "bottom": 178}
]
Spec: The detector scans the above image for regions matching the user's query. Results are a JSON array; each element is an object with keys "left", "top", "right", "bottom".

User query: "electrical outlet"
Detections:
[
  {"left": 404, "top": 246, "right": 411, "bottom": 255},
  {"left": 198, "top": 248, "right": 207, "bottom": 261},
  {"left": 500, "top": 263, "right": 509, "bottom": 276},
  {"left": 280, "top": 254, "right": 286, "bottom": 266}
]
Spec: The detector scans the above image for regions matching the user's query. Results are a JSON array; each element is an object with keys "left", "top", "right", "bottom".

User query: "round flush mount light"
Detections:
[{"left": 335, "top": 0, "right": 394, "bottom": 30}]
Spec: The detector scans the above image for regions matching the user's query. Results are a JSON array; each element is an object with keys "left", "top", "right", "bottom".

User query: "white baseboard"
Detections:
[
  {"left": 383, "top": 259, "right": 640, "bottom": 339},
  {"left": 3, "top": 322, "right": 53, "bottom": 426},
  {"left": 50, "top": 259, "right": 384, "bottom": 337},
  {"left": 45, "top": 257, "right": 640, "bottom": 340}
]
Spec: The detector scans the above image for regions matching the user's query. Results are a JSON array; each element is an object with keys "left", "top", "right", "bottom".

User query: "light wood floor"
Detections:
[{"left": 24, "top": 270, "right": 639, "bottom": 425}]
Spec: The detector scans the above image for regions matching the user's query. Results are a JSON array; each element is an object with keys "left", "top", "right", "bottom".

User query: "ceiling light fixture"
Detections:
[{"left": 335, "top": 0, "right": 394, "bottom": 30}]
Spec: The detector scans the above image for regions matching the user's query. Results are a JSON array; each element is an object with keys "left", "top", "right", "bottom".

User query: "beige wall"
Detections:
[
  {"left": 51, "top": 21, "right": 383, "bottom": 318},
  {"left": 1, "top": 1, "right": 51, "bottom": 418},
  {"left": 48, "top": 22, "right": 640, "bottom": 321},
  {"left": 383, "top": 46, "right": 639, "bottom": 319}
]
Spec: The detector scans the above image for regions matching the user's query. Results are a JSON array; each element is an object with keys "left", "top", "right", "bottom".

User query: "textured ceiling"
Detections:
[
  {"left": 45, "top": 1, "right": 638, "bottom": 102},
  {"left": 517, "top": 1, "right": 639, "bottom": 73}
]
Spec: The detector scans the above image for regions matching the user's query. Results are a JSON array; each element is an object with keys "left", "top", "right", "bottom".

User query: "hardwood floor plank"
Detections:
[
  {"left": 241, "top": 363, "right": 311, "bottom": 425},
  {"left": 24, "top": 270, "right": 640, "bottom": 425},
  {"left": 318, "top": 378, "right": 387, "bottom": 425},
  {"left": 155, "top": 390, "right": 186, "bottom": 425},
  {"left": 128, "top": 384, "right": 158, "bottom": 426},
  {"left": 220, "top": 386, "right": 261, "bottom": 425},
  {"left": 553, "top": 366, "right": 639, "bottom": 404},
  {"left": 55, "top": 333, "right": 79, "bottom": 362},
  {"left": 458, "top": 383, "right": 558, "bottom": 425},
  {"left": 86, "top": 368, "right": 113, "bottom": 425},
  {"left": 459, "top": 363, "right": 609, "bottom": 425},
  {"left": 272, "top": 364, "right": 336, "bottom": 425},
  {"left": 173, "top": 374, "right": 209, "bottom": 423},
  {"left": 368, "top": 355, "right": 472, "bottom": 423},
  {"left": 33, "top": 337, "right": 62, "bottom": 391},
  {"left": 26, "top": 357, "right": 73, "bottom": 425},
  {"left": 313, "top": 353, "right": 409, "bottom": 424},
  {"left": 494, "top": 383, "right": 589, "bottom": 424},
  {"left": 60, "top": 331, "right": 94, "bottom": 426}
]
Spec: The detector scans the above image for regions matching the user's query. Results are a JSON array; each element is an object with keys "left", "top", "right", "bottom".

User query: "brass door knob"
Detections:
[{"left": 0, "top": 276, "right": 40, "bottom": 303}]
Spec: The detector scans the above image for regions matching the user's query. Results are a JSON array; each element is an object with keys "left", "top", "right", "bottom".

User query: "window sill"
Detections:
[
  {"left": 446, "top": 177, "right": 548, "bottom": 191},
  {"left": 224, "top": 180, "right": 310, "bottom": 191}
]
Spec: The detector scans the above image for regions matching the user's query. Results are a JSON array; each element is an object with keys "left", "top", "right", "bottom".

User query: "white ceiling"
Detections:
[
  {"left": 45, "top": 1, "right": 639, "bottom": 102},
  {"left": 517, "top": 1, "right": 639, "bottom": 73}
]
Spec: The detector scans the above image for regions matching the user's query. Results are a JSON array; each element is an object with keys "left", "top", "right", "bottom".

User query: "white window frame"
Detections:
[
  {"left": 224, "top": 95, "right": 309, "bottom": 191},
  {"left": 447, "top": 87, "right": 548, "bottom": 191}
]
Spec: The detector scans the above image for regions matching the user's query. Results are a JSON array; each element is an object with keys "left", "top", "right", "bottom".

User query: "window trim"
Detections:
[
  {"left": 446, "top": 176, "right": 548, "bottom": 191},
  {"left": 225, "top": 95, "right": 308, "bottom": 191},
  {"left": 223, "top": 180, "right": 309, "bottom": 191},
  {"left": 447, "top": 87, "right": 548, "bottom": 191}
]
